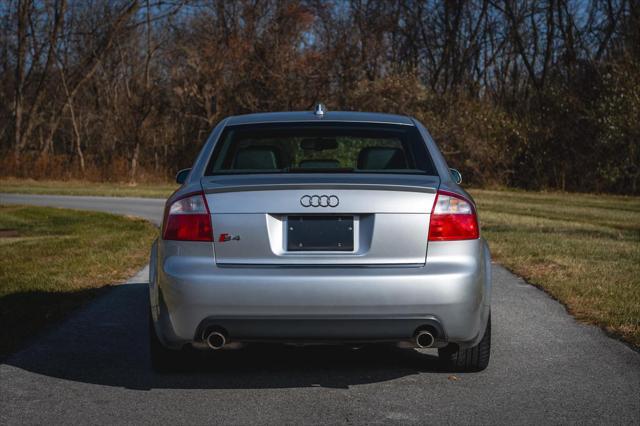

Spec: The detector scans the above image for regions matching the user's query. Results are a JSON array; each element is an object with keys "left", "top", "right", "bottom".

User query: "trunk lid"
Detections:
[{"left": 202, "top": 174, "right": 439, "bottom": 265}]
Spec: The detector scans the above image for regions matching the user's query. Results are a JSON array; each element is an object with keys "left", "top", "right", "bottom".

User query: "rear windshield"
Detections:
[{"left": 206, "top": 122, "right": 436, "bottom": 175}]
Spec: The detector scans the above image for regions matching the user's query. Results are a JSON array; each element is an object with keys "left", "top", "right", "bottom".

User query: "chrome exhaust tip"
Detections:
[
  {"left": 414, "top": 330, "right": 435, "bottom": 348},
  {"left": 205, "top": 331, "right": 227, "bottom": 350}
]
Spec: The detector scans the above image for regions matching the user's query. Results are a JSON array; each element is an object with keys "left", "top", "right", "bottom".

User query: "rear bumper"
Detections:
[{"left": 149, "top": 238, "right": 491, "bottom": 349}]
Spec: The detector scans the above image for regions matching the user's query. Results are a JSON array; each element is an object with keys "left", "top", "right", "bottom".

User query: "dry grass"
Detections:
[
  {"left": 0, "top": 205, "right": 157, "bottom": 356},
  {"left": 471, "top": 189, "right": 640, "bottom": 347}
]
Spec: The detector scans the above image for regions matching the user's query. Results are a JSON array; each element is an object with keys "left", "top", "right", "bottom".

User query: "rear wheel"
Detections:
[
  {"left": 438, "top": 314, "right": 491, "bottom": 372},
  {"left": 148, "top": 310, "right": 184, "bottom": 372}
]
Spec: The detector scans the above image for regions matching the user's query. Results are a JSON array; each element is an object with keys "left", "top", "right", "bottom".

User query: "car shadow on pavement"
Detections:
[{"left": 3, "top": 283, "right": 447, "bottom": 391}]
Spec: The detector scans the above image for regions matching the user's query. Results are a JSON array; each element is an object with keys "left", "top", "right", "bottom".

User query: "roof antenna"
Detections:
[{"left": 314, "top": 103, "right": 326, "bottom": 116}]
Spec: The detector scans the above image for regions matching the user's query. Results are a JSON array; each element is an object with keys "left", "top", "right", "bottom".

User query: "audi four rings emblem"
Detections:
[{"left": 300, "top": 195, "right": 339, "bottom": 208}]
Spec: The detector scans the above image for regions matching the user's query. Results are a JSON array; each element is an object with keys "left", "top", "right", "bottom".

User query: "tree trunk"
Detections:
[
  {"left": 13, "top": 0, "right": 29, "bottom": 161},
  {"left": 130, "top": 141, "right": 140, "bottom": 183},
  {"left": 68, "top": 99, "right": 85, "bottom": 175}
]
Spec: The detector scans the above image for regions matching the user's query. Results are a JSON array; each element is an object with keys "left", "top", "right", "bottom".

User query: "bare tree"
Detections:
[{"left": 0, "top": 0, "right": 637, "bottom": 193}]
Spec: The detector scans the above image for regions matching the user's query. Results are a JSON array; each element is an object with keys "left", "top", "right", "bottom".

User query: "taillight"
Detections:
[
  {"left": 162, "top": 192, "right": 213, "bottom": 242},
  {"left": 428, "top": 190, "right": 479, "bottom": 241}
]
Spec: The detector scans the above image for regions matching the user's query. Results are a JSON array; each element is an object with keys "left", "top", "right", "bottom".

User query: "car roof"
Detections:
[{"left": 225, "top": 111, "right": 415, "bottom": 126}]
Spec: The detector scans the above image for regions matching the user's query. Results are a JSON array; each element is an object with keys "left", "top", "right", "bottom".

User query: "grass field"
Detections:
[
  {"left": 471, "top": 189, "right": 640, "bottom": 347},
  {"left": 1, "top": 179, "right": 639, "bottom": 349},
  {"left": 0, "top": 205, "right": 157, "bottom": 356}
]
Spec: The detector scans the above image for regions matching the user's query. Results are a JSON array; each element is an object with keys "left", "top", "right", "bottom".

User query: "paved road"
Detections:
[
  {"left": 0, "top": 193, "right": 166, "bottom": 225},
  {"left": 1, "top": 194, "right": 639, "bottom": 425}
]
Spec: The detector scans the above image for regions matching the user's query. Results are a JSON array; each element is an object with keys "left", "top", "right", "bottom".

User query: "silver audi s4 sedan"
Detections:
[{"left": 148, "top": 105, "right": 492, "bottom": 372}]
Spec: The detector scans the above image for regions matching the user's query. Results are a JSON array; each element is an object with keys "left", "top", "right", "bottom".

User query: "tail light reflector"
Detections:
[
  {"left": 162, "top": 192, "right": 213, "bottom": 242},
  {"left": 428, "top": 190, "right": 479, "bottom": 241}
]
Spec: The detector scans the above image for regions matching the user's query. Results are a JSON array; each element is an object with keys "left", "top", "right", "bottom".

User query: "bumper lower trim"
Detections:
[{"left": 194, "top": 316, "right": 446, "bottom": 343}]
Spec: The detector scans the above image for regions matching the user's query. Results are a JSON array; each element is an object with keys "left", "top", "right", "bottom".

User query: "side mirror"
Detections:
[
  {"left": 450, "top": 168, "right": 462, "bottom": 184},
  {"left": 175, "top": 168, "right": 191, "bottom": 185}
]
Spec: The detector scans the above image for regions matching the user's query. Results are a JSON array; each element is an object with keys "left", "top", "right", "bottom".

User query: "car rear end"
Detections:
[{"left": 149, "top": 111, "right": 491, "bottom": 371}]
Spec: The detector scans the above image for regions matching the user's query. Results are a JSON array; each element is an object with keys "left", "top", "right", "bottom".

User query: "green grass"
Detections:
[
  {"left": 471, "top": 189, "right": 640, "bottom": 347},
  {"left": 0, "top": 178, "right": 177, "bottom": 198},
  {"left": 0, "top": 205, "right": 157, "bottom": 356}
]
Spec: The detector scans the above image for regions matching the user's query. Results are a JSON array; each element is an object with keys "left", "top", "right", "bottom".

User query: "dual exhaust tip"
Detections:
[
  {"left": 414, "top": 330, "right": 435, "bottom": 348},
  {"left": 204, "top": 327, "right": 435, "bottom": 350},
  {"left": 204, "top": 330, "right": 227, "bottom": 350}
]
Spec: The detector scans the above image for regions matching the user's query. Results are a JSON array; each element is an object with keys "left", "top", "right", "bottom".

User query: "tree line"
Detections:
[{"left": 1, "top": 0, "right": 638, "bottom": 193}]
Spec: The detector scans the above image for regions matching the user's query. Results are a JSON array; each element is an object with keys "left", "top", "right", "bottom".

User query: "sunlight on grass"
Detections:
[
  {"left": 0, "top": 205, "right": 157, "bottom": 356},
  {"left": 471, "top": 189, "right": 640, "bottom": 347}
]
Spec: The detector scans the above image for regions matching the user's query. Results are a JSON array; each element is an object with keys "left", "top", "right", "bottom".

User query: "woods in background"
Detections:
[{"left": 1, "top": 0, "right": 638, "bottom": 193}]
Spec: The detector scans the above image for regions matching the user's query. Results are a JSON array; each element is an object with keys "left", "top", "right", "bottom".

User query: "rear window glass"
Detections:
[{"left": 206, "top": 122, "right": 436, "bottom": 175}]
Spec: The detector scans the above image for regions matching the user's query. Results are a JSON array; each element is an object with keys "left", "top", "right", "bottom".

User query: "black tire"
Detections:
[
  {"left": 438, "top": 314, "right": 491, "bottom": 372},
  {"left": 149, "top": 310, "right": 183, "bottom": 373}
]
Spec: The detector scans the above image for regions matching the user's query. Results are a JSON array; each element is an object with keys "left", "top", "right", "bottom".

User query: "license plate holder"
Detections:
[{"left": 287, "top": 216, "right": 354, "bottom": 251}]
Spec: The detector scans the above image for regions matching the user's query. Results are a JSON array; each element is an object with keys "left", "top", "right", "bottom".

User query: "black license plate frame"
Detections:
[{"left": 286, "top": 216, "right": 354, "bottom": 252}]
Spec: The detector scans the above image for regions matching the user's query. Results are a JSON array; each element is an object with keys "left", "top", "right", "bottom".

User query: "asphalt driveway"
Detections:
[{"left": 0, "top": 194, "right": 638, "bottom": 425}]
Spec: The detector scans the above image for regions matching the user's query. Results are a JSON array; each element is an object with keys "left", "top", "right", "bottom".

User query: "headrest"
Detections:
[
  {"left": 233, "top": 147, "right": 279, "bottom": 169},
  {"left": 357, "top": 147, "right": 407, "bottom": 169}
]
